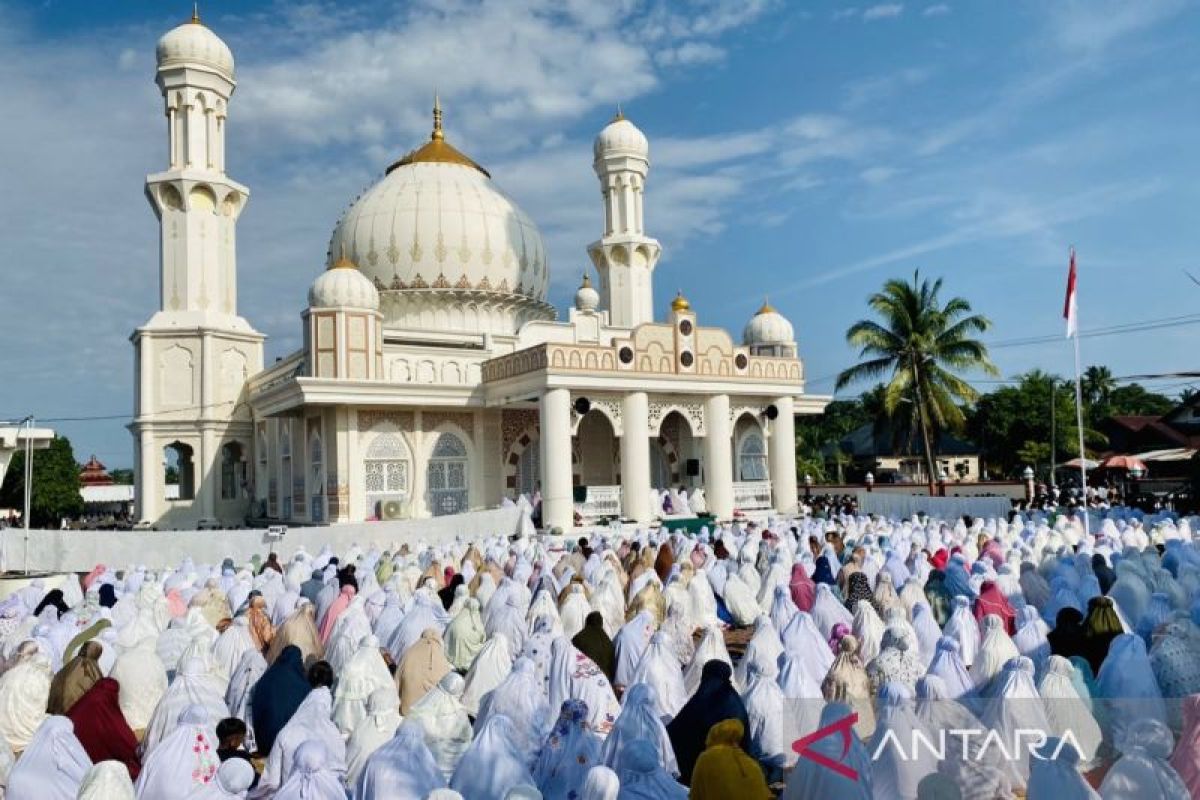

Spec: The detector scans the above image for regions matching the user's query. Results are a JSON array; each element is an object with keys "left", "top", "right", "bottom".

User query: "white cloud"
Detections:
[
  {"left": 832, "top": 7, "right": 860, "bottom": 21},
  {"left": 922, "top": 4, "right": 950, "bottom": 16},
  {"left": 860, "top": 166, "right": 898, "bottom": 183},
  {"left": 656, "top": 41, "right": 727, "bottom": 67},
  {"left": 862, "top": 4, "right": 904, "bottom": 21},
  {"left": 1045, "top": 0, "right": 1187, "bottom": 56}
]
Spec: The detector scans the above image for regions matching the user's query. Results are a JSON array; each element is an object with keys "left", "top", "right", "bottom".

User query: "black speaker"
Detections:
[
  {"left": 685, "top": 459, "right": 700, "bottom": 477},
  {"left": 574, "top": 397, "right": 591, "bottom": 415},
  {"left": 764, "top": 404, "right": 779, "bottom": 420}
]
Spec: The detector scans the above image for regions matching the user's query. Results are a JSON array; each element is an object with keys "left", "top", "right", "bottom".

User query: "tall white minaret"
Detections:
[
  {"left": 132, "top": 8, "right": 263, "bottom": 528},
  {"left": 587, "top": 110, "right": 661, "bottom": 329}
]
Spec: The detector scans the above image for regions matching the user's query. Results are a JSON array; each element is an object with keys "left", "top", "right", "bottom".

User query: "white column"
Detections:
[
  {"left": 539, "top": 389, "right": 574, "bottom": 532},
  {"left": 137, "top": 431, "right": 160, "bottom": 525},
  {"left": 769, "top": 395, "right": 798, "bottom": 513},
  {"left": 620, "top": 392, "right": 651, "bottom": 523},
  {"left": 704, "top": 394, "right": 733, "bottom": 519},
  {"left": 200, "top": 427, "right": 216, "bottom": 520}
]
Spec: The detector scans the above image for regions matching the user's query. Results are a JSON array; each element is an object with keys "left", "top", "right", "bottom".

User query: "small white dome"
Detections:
[
  {"left": 156, "top": 18, "right": 235, "bottom": 79},
  {"left": 574, "top": 273, "right": 599, "bottom": 312},
  {"left": 593, "top": 113, "right": 648, "bottom": 160},
  {"left": 309, "top": 258, "right": 379, "bottom": 310},
  {"left": 743, "top": 301, "right": 795, "bottom": 346}
]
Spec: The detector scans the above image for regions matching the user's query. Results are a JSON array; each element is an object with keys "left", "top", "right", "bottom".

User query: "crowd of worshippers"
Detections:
[{"left": 3, "top": 510, "right": 1200, "bottom": 799}]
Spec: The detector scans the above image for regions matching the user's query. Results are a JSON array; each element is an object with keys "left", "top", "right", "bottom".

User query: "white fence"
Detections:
[
  {"left": 0, "top": 506, "right": 531, "bottom": 573},
  {"left": 733, "top": 481, "right": 773, "bottom": 511}
]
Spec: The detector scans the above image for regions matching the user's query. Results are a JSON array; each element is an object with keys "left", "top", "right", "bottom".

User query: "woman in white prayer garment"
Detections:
[
  {"left": 779, "top": 610, "right": 833, "bottom": 678},
  {"left": 578, "top": 765, "right": 620, "bottom": 800},
  {"left": 1037, "top": 655, "right": 1103, "bottom": 770},
  {"left": 1013, "top": 605, "right": 1052, "bottom": 677},
  {"left": 547, "top": 636, "right": 622, "bottom": 737},
  {"left": 5, "top": 716, "right": 91, "bottom": 800},
  {"left": 720, "top": 573, "right": 760, "bottom": 627},
  {"left": 852, "top": 599, "right": 886, "bottom": 664},
  {"left": 611, "top": 737, "right": 687, "bottom": 800},
  {"left": 257, "top": 687, "right": 346, "bottom": 797},
  {"left": 223, "top": 649, "right": 266, "bottom": 753},
  {"left": 354, "top": 719, "right": 446, "bottom": 800},
  {"left": 612, "top": 611, "right": 656, "bottom": 690},
  {"left": 1098, "top": 717, "right": 1189, "bottom": 800},
  {"left": 449, "top": 713, "right": 535, "bottom": 800},
  {"left": 810, "top": 583, "right": 854, "bottom": 637},
  {"left": 141, "top": 656, "right": 230, "bottom": 757},
  {"left": 601, "top": 683, "right": 677, "bottom": 777},
  {"left": 910, "top": 602, "right": 942, "bottom": 668},
  {"left": 77, "top": 760, "right": 135, "bottom": 800},
  {"left": 274, "top": 739, "right": 346, "bottom": 800},
  {"left": 782, "top": 701, "right": 874, "bottom": 800},
  {"left": 1096, "top": 633, "right": 1169, "bottom": 749},
  {"left": 109, "top": 635, "right": 168, "bottom": 731},
  {"left": 740, "top": 659, "right": 792, "bottom": 774},
  {"left": 406, "top": 672, "right": 473, "bottom": 782},
  {"left": 941, "top": 596, "right": 982, "bottom": 667},
  {"left": 628, "top": 632, "right": 687, "bottom": 719},
  {"left": 767, "top": 584, "right": 798, "bottom": 634},
  {"left": 325, "top": 595, "right": 372, "bottom": 675},
  {"left": 1026, "top": 737, "right": 1100, "bottom": 800},
  {"left": 0, "top": 650, "right": 52, "bottom": 751},
  {"left": 926, "top": 636, "right": 974, "bottom": 699},
  {"left": 913, "top": 674, "right": 982, "bottom": 745},
  {"left": 870, "top": 681, "right": 938, "bottom": 800},
  {"left": 686, "top": 569, "right": 720, "bottom": 630},
  {"left": 682, "top": 626, "right": 731, "bottom": 696},
  {"left": 973, "top": 613, "right": 1022, "bottom": 694},
  {"left": 473, "top": 657, "right": 552, "bottom": 764},
  {"left": 459, "top": 632, "right": 514, "bottom": 716},
  {"left": 135, "top": 706, "right": 220, "bottom": 800},
  {"left": 186, "top": 752, "right": 257, "bottom": 799},
  {"left": 532, "top": 699, "right": 603, "bottom": 800},
  {"left": 559, "top": 584, "right": 591, "bottom": 642},
  {"left": 344, "top": 686, "right": 403, "bottom": 787},
  {"left": 979, "top": 656, "right": 1051, "bottom": 790},
  {"left": 332, "top": 634, "right": 394, "bottom": 735},
  {"left": 211, "top": 618, "right": 256, "bottom": 686}
]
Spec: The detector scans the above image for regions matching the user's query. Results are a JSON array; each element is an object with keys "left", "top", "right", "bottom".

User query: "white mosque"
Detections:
[{"left": 131, "top": 12, "right": 829, "bottom": 532}]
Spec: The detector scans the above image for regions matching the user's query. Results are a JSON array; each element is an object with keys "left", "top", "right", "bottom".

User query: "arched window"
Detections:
[
  {"left": 738, "top": 432, "right": 768, "bottom": 481},
  {"left": 364, "top": 433, "right": 410, "bottom": 519},
  {"left": 515, "top": 442, "right": 539, "bottom": 499},
  {"left": 427, "top": 432, "right": 468, "bottom": 517},
  {"left": 220, "top": 442, "right": 244, "bottom": 501}
]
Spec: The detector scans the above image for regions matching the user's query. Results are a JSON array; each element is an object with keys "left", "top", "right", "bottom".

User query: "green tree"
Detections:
[
  {"left": 1081, "top": 365, "right": 1117, "bottom": 422},
  {"left": 836, "top": 272, "right": 997, "bottom": 492},
  {"left": 0, "top": 436, "right": 84, "bottom": 527},
  {"left": 1106, "top": 383, "right": 1174, "bottom": 417},
  {"left": 108, "top": 468, "right": 134, "bottom": 485},
  {"left": 1017, "top": 440, "right": 1052, "bottom": 475}
]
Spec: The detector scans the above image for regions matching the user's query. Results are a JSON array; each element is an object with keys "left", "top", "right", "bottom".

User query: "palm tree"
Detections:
[
  {"left": 1081, "top": 365, "right": 1116, "bottom": 417},
  {"left": 836, "top": 271, "right": 998, "bottom": 493}
]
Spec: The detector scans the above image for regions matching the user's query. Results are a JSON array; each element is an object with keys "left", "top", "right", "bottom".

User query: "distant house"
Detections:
[
  {"left": 1098, "top": 394, "right": 1200, "bottom": 478},
  {"left": 824, "top": 422, "right": 981, "bottom": 484}
]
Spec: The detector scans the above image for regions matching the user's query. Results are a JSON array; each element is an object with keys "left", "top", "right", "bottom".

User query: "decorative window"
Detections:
[
  {"left": 309, "top": 432, "right": 324, "bottom": 523},
  {"left": 515, "top": 443, "right": 540, "bottom": 499},
  {"left": 738, "top": 432, "right": 768, "bottom": 481},
  {"left": 364, "top": 433, "right": 410, "bottom": 518},
  {"left": 220, "top": 442, "right": 244, "bottom": 500},
  {"left": 427, "top": 432, "right": 468, "bottom": 517},
  {"left": 280, "top": 425, "right": 293, "bottom": 519}
]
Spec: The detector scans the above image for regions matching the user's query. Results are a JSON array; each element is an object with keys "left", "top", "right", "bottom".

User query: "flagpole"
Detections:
[{"left": 1066, "top": 246, "right": 1090, "bottom": 537}]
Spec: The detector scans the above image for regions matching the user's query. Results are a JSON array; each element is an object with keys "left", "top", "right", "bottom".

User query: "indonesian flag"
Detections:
[{"left": 1064, "top": 248, "right": 1078, "bottom": 338}]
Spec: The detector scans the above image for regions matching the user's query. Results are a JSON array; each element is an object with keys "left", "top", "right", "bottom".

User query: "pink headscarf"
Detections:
[
  {"left": 318, "top": 585, "right": 356, "bottom": 643},
  {"left": 165, "top": 589, "right": 187, "bottom": 618},
  {"left": 789, "top": 563, "right": 815, "bottom": 612},
  {"left": 1171, "top": 694, "right": 1200, "bottom": 795},
  {"left": 82, "top": 564, "right": 106, "bottom": 591}
]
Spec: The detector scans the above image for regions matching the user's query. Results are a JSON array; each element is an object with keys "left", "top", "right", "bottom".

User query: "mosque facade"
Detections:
[{"left": 130, "top": 14, "right": 828, "bottom": 532}]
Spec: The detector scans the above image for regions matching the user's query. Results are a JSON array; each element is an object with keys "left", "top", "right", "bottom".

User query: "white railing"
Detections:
[
  {"left": 575, "top": 485, "right": 623, "bottom": 521},
  {"left": 733, "top": 480, "right": 773, "bottom": 511}
]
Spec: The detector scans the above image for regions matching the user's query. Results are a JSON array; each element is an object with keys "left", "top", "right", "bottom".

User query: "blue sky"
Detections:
[{"left": 2, "top": 0, "right": 1199, "bottom": 468}]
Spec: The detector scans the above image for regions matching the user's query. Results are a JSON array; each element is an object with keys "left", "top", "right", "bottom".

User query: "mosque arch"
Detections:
[
  {"left": 363, "top": 430, "right": 412, "bottom": 520},
  {"left": 425, "top": 430, "right": 470, "bottom": 517},
  {"left": 164, "top": 441, "right": 195, "bottom": 501}
]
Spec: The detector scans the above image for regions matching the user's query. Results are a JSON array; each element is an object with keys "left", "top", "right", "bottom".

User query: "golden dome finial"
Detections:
[
  {"left": 757, "top": 296, "right": 776, "bottom": 315},
  {"left": 332, "top": 242, "right": 356, "bottom": 270},
  {"left": 612, "top": 104, "right": 625, "bottom": 122},
  {"left": 432, "top": 92, "right": 444, "bottom": 141},
  {"left": 671, "top": 290, "right": 691, "bottom": 312},
  {"left": 191, "top": 1, "right": 201, "bottom": 24}
]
